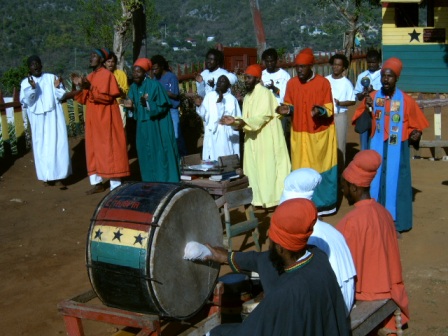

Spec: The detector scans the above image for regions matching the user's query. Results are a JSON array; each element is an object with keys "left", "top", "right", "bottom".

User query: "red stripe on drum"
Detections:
[{"left": 95, "top": 208, "right": 153, "bottom": 230}]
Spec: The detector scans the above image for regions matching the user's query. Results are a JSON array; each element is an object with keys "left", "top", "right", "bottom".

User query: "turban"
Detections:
[
  {"left": 134, "top": 58, "right": 152, "bottom": 72},
  {"left": 382, "top": 57, "right": 402, "bottom": 77},
  {"left": 93, "top": 49, "right": 107, "bottom": 60},
  {"left": 244, "top": 64, "right": 262, "bottom": 78},
  {"left": 280, "top": 168, "right": 322, "bottom": 204},
  {"left": 295, "top": 48, "right": 314, "bottom": 65},
  {"left": 101, "top": 48, "right": 111, "bottom": 60},
  {"left": 269, "top": 198, "right": 317, "bottom": 251},
  {"left": 342, "top": 150, "right": 382, "bottom": 187},
  {"left": 27, "top": 55, "right": 42, "bottom": 67}
]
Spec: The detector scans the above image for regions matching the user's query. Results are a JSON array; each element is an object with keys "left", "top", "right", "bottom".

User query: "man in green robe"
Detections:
[{"left": 124, "top": 58, "right": 180, "bottom": 182}]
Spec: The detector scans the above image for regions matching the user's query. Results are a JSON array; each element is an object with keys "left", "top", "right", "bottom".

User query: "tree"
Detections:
[
  {"left": 0, "top": 58, "right": 28, "bottom": 96},
  {"left": 318, "top": 0, "right": 381, "bottom": 59},
  {"left": 76, "top": 0, "right": 159, "bottom": 69}
]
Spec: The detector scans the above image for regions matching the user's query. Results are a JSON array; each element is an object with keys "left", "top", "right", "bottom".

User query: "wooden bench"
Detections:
[{"left": 350, "top": 299, "right": 402, "bottom": 336}]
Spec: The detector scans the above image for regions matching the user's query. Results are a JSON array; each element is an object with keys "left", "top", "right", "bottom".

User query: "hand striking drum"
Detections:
[{"left": 86, "top": 182, "right": 223, "bottom": 319}]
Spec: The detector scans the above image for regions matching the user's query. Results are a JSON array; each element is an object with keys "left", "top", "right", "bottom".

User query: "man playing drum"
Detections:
[{"left": 206, "top": 198, "right": 349, "bottom": 336}]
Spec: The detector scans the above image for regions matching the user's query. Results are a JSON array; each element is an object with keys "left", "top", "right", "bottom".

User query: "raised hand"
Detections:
[
  {"left": 195, "top": 74, "right": 203, "bottom": 83},
  {"left": 122, "top": 99, "right": 133, "bottom": 109},
  {"left": 28, "top": 76, "right": 36, "bottom": 89},
  {"left": 275, "top": 105, "right": 290, "bottom": 115}
]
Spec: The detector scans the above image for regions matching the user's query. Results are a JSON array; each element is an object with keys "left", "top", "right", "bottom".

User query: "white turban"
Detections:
[{"left": 279, "top": 168, "right": 322, "bottom": 204}]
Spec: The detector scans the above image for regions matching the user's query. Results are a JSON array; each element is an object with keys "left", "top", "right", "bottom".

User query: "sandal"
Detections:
[{"left": 86, "top": 183, "right": 106, "bottom": 195}]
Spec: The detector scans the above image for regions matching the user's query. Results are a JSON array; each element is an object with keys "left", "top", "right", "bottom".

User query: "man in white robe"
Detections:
[
  {"left": 195, "top": 48, "right": 237, "bottom": 98},
  {"left": 196, "top": 75, "right": 240, "bottom": 161},
  {"left": 280, "top": 168, "right": 357, "bottom": 315},
  {"left": 20, "top": 55, "right": 72, "bottom": 186}
]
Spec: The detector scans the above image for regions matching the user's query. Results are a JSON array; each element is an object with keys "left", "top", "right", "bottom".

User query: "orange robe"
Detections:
[
  {"left": 76, "top": 67, "right": 130, "bottom": 178},
  {"left": 336, "top": 199, "right": 409, "bottom": 330}
]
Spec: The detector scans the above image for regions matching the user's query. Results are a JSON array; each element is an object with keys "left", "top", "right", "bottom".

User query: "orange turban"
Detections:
[
  {"left": 134, "top": 58, "right": 152, "bottom": 72},
  {"left": 269, "top": 198, "right": 317, "bottom": 251},
  {"left": 295, "top": 48, "right": 314, "bottom": 65},
  {"left": 382, "top": 57, "right": 402, "bottom": 77},
  {"left": 342, "top": 150, "right": 382, "bottom": 187},
  {"left": 244, "top": 64, "right": 262, "bottom": 78}
]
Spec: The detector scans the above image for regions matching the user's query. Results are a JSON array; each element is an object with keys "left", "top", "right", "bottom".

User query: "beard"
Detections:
[{"left": 269, "top": 244, "right": 285, "bottom": 275}]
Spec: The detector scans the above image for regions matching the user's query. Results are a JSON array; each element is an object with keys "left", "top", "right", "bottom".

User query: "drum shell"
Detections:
[{"left": 86, "top": 182, "right": 222, "bottom": 319}]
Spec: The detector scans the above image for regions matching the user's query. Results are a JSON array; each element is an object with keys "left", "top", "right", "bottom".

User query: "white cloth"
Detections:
[
  {"left": 325, "top": 75, "right": 355, "bottom": 114},
  {"left": 262, "top": 68, "right": 291, "bottom": 104},
  {"left": 196, "top": 68, "right": 238, "bottom": 98},
  {"left": 354, "top": 69, "right": 382, "bottom": 95},
  {"left": 334, "top": 112, "right": 348, "bottom": 161},
  {"left": 196, "top": 90, "right": 241, "bottom": 161},
  {"left": 280, "top": 168, "right": 356, "bottom": 314},
  {"left": 309, "top": 219, "right": 356, "bottom": 315},
  {"left": 279, "top": 168, "right": 321, "bottom": 203},
  {"left": 20, "top": 73, "right": 72, "bottom": 182},
  {"left": 183, "top": 242, "right": 212, "bottom": 260}
]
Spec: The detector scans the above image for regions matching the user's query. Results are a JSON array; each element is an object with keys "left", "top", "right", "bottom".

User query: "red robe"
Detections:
[
  {"left": 76, "top": 67, "right": 129, "bottom": 178},
  {"left": 337, "top": 199, "right": 409, "bottom": 330}
]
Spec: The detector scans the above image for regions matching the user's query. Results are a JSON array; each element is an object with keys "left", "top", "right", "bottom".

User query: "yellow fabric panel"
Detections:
[
  {"left": 291, "top": 124, "right": 337, "bottom": 172},
  {"left": 114, "top": 69, "right": 129, "bottom": 95},
  {"left": 240, "top": 83, "right": 291, "bottom": 207}
]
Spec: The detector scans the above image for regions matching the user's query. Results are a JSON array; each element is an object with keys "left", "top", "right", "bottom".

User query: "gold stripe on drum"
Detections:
[{"left": 91, "top": 225, "right": 149, "bottom": 249}]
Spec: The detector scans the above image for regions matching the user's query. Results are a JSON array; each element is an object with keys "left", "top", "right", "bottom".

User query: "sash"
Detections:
[{"left": 370, "top": 89, "right": 404, "bottom": 220}]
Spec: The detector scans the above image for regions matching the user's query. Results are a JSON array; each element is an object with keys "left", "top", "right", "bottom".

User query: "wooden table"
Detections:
[{"left": 182, "top": 176, "right": 249, "bottom": 198}]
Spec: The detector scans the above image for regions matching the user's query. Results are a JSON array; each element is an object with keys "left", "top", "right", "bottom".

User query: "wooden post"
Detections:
[
  {"left": 433, "top": 93, "right": 443, "bottom": 159},
  {"left": 248, "top": 0, "right": 266, "bottom": 58}
]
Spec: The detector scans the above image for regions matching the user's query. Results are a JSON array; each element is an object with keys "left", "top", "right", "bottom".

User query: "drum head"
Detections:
[{"left": 149, "top": 187, "right": 222, "bottom": 318}]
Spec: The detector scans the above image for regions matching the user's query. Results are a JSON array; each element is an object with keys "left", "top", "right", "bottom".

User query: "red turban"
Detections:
[
  {"left": 269, "top": 198, "right": 317, "bottom": 251},
  {"left": 342, "top": 150, "right": 382, "bottom": 187},
  {"left": 295, "top": 48, "right": 314, "bottom": 65},
  {"left": 244, "top": 64, "right": 262, "bottom": 78},
  {"left": 134, "top": 58, "right": 152, "bottom": 72},
  {"left": 382, "top": 57, "right": 403, "bottom": 77}
]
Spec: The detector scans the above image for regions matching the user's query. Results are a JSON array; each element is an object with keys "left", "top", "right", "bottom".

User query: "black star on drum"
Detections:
[
  {"left": 112, "top": 229, "right": 123, "bottom": 242},
  {"left": 94, "top": 229, "right": 103, "bottom": 240},
  {"left": 134, "top": 233, "right": 145, "bottom": 245}
]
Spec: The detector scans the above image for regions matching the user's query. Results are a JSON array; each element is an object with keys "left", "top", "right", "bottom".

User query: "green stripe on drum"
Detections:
[{"left": 90, "top": 241, "right": 147, "bottom": 269}]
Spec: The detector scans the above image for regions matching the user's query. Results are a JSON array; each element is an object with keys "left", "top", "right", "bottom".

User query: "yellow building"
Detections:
[{"left": 382, "top": 0, "right": 448, "bottom": 92}]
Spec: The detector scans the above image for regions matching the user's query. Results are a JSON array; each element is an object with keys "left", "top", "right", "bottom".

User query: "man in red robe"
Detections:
[
  {"left": 337, "top": 150, "right": 410, "bottom": 334},
  {"left": 74, "top": 49, "right": 130, "bottom": 194}
]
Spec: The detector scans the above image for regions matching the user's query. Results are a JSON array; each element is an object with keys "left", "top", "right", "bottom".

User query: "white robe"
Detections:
[
  {"left": 196, "top": 68, "right": 238, "bottom": 98},
  {"left": 196, "top": 90, "right": 241, "bottom": 161},
  {"left": 309, "top": 219, "right": 357, "bottom": 315},
  {"left": 20, "top": 73, "right": 72, "bottom": 182}
]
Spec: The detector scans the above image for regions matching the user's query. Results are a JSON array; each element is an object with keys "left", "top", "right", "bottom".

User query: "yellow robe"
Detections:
[
  {"left": 113, "top": 69, "right": 129, "bottom": 127},
  {"left": 238, "top": 83, "right": 291, "bottom": 207}
]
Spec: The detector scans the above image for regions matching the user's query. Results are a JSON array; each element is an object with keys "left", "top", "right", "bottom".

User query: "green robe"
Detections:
[{"left": 127, "top": 78, "right": 180, "bottom": 182}]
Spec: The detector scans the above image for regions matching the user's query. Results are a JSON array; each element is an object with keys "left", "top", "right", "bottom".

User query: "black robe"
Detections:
[{"left": 212, "top": 246, "right": 349, "bottom": 336}]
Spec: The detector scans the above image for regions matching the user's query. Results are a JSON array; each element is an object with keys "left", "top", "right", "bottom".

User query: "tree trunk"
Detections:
[
  {"left": 132, "top": 4, "right": 147, "bottom": 61},
  {"left": 113, "top": 1, "right": 134, "bottom": 70}
]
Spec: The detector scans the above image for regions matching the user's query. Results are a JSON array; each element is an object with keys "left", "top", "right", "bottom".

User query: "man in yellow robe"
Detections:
[
  {"left": 277, "top": 48, "right": 337, "bottom": 215},
  {"left": 221, "top": 64, "right": 290, "bottom": 208}
]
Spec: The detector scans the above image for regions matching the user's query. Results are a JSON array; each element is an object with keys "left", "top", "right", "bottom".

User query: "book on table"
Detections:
[
  {"left": 209, "top": 171, "right": 240, "bottom": 182},
  {"left": 180, "top": 175, "right": 199, "bottom": 181}
]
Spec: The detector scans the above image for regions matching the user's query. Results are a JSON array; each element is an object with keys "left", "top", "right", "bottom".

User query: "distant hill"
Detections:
[{"left": 0, "top": 0, "right": 381, "bottom": 92}]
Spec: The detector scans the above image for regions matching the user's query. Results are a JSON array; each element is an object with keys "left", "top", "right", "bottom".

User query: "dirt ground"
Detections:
[{"left": 1, "top": 105, "right": 447, "bottom": 335}]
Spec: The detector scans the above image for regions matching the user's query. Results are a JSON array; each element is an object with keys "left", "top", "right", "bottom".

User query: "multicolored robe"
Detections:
[{"left": 284, "top": 74, "right": 338, "bottom": 214}]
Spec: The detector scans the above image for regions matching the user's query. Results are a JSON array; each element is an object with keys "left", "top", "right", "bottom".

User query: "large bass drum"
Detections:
[{"left": 86, "top": 182, "right": 222, "bottom": 319}]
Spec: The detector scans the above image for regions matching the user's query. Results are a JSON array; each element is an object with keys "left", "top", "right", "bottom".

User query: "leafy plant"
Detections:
[{"left": 0, "top": 58, "right": 28, "bottom": 96}]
